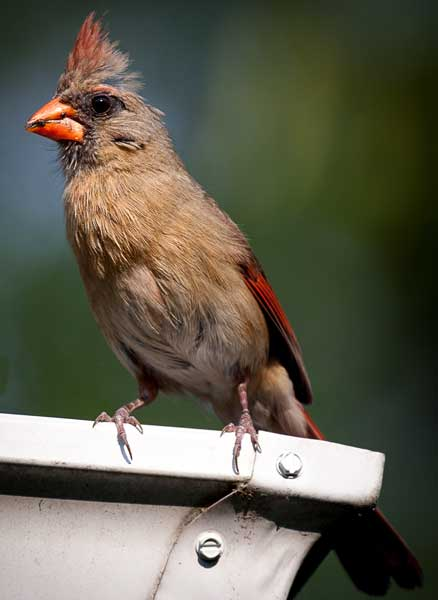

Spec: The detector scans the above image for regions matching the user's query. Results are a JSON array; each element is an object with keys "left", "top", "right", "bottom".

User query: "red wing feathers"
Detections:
[{"left": 242, "top": 260, "right": 313, "bottom": 404}]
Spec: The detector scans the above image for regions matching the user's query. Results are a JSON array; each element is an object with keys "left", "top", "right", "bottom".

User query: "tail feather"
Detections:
[
  {"left": 334, "top": 508, "right": 423, "bottom": 595},
  {"left": 298, "top": 407, "right": 423, "bottom": 594}
]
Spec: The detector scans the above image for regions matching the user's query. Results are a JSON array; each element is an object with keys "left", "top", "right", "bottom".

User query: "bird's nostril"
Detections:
[{"left": 27, "top": 120, "right": 46, "bottom": 129}]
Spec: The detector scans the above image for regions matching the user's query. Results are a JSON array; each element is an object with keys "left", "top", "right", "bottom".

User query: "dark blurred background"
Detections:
[{"left": 1, "top": 0, "right": 436, "bottom": 597}]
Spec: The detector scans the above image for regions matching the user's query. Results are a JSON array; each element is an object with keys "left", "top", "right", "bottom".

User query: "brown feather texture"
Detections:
[
  {"left": 26, "top": 13, "right": 422, "bottom": 595},
  {"left": 57, "top": 13, "right": 141, "bottom": 94}
]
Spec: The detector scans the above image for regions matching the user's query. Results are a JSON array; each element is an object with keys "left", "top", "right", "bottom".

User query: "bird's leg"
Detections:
[
  {"left": 221, "top": 379, "right": 261, "bottom": 474},
  {"left": 93, "top": 376, "right": 158, "bottom": 459}
]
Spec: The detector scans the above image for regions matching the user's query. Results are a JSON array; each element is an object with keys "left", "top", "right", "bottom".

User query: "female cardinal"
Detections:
[{"left": 26, "top": 14, "right": 422, "bottom": 595}]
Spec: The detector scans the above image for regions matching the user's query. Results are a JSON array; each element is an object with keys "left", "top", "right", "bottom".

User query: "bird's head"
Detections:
[{"left": 26, "top": 14, "right": 165, "bottom": 177}]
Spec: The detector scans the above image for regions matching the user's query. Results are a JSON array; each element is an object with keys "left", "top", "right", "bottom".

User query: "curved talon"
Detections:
[
  {"left": 124, "top": 440, "right": 133, "bottom": 460},
  {"left": 221, "top": 415, "right": 261, "bottom": 474},
  {"left": 126, "top": 416, "right": 143, "bottom": 434},
  {"left": 93, "top": 412, "right": 111, "bottom": 427},
  {"left": 92, "top": 406, "right": 144, "bottom": 459},
  {"left": 221, "top": 423, "right": 235, "bottom": 436},
  {"left": 233, "top": 454, "right": 240, "bottom": 475}
]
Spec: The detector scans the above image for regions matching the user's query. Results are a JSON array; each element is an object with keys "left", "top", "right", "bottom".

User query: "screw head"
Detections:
[
  {"left": 276, "top": 451, "right": 303, "bottom": 479},
  {"left": 195, "top": 531, "right": 224, "bottom": 562}
]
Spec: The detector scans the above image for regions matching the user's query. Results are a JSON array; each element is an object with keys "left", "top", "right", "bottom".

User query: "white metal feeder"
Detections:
[{"left": 0, "top": 413, "right": 384, "bottom": 599}]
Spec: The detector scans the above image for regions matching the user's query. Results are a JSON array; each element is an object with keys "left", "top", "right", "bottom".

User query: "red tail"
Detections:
[{"left": 301, "top": 408, "right": 423, "bottom": 594}]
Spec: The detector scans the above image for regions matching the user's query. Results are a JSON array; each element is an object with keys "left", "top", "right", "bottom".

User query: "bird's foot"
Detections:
[
  {"left": 93, "top": 404, "right": 143, "bottom": 460},
  {"left": 221, "top": 408, "right": 261, "bottom": 474}
]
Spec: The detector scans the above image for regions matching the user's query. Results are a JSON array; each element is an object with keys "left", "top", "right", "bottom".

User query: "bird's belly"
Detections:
[
  {"left": 89, "top": 264, "right": 268, "bottom": 399},
  {"left": 105, "top": 304, "right": 267, "bottom": 400},
  {"left": 136, "top": 341, "right": 234, "bottom": 397},
  {"left": 113, "top": 321, "right": 247, "bottom": 398}
]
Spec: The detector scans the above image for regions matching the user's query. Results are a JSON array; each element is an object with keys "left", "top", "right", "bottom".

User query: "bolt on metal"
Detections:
[
  {"left": 195, "top": 531, "right": 224, "bottom": 562},
  {"left": 276, "top": 451, "right": 303, "bottom": 479}
]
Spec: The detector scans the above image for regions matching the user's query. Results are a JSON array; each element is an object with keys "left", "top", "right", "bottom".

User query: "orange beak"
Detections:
[{"left": 26, "top": 97, "right": 84, "bottom": 142}]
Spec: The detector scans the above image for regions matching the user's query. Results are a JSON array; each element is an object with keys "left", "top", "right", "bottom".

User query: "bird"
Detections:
[{"left": 26, "top": 14, "right": 422, "bottom": 595}]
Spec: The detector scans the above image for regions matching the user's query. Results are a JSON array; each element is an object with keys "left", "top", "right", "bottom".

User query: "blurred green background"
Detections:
[{"left": 1, "top": 0, "right": 436, "bottom": 597}]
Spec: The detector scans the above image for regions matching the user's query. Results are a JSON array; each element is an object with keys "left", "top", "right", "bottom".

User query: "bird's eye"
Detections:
[{"left": 91, "top": 94, "right": 113, "bottom": 115}]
